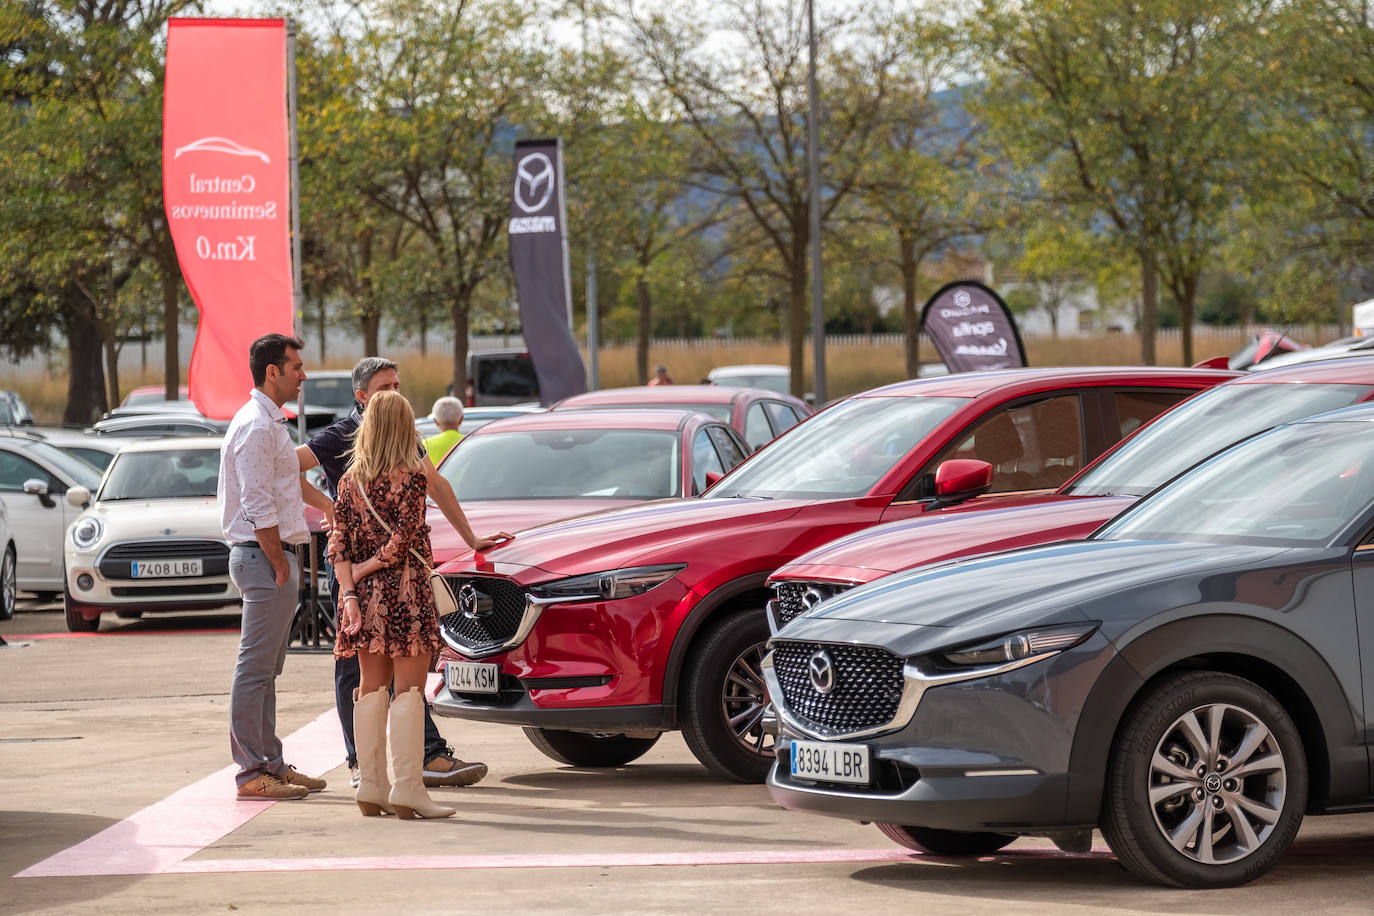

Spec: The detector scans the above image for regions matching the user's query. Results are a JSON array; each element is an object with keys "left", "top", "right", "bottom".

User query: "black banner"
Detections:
[
  {"left": 509, "top": 138, "right": 586, "bottom": 405},
  {"left": 920, "top": 280, "right": 1027, "bottom": 373}
]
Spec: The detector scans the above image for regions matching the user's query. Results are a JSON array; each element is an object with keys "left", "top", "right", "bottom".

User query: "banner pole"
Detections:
[{"left": 286, "top": 17, "right": 306, "bottom": 440}]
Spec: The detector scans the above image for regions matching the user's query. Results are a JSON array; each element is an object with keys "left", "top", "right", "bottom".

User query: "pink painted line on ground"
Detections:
[
  {"left": 15, "top": 709, "right": 343, "bottom": 879},
  {"left": 16, "top": 628, "right": 241, "bottom": 640}
]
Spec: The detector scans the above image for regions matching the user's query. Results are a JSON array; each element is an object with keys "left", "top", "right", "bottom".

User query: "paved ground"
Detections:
[{"left": 4, "top": 598, "right": 1374, "bottom": 915}]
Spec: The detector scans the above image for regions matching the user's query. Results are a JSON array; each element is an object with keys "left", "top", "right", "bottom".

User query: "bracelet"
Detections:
[
  {"left": 340, "top": 589, "right": 357, "bottom": 598},
  {"left": 341, "top": 595, "right": 359, "bottom": 605}
]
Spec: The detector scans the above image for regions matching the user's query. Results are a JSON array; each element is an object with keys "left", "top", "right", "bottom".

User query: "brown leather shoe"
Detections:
[
  {"left": 283, "top": 766, "right": 327, "bottom": 793},
  {"left": 423, "top": 749, "right": 487, "bottom": 787},
  {"left": 237, "top": 772, "right": 310, "bottom": 800}
]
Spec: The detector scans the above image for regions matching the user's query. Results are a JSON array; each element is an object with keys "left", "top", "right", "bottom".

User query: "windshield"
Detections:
[
  {"left": 709, "top": 395, "right": 966, "bottom": 499},
  {"left": 303, "top": 376, "right": 357, "bottom": 409},
  {"left": 1098, "top": 420, "right": 1374, "bottom": 547},
  {"left": 713, "top": 374, "right": 790, "bottom": 394},
  {"left": 1066, "top": 383, "right": 1368, "bottom": 497},
  {"left": 100, "top": 448, "right": 220, "bottom": 500},
  {"left": 441, "top": 429, "right": 681, "bottom": 500},
  {"left": 26, "top": 441, "right": 101, "bottom": 490}
]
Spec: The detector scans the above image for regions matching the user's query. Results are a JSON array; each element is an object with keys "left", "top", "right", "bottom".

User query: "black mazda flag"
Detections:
[
  {"left": 921, "top": 280, "right": 1028, "bottom": 373},
  {"left": 509, "top": 138, "right": 586, "bottom": 405}
]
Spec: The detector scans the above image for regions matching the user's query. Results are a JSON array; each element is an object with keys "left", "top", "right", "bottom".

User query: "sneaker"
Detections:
[
  {"left": 237, "top": 772, "right": 310, "bottom": 800},
  {"left": 349, "top": 765, "right": 361, "bottom": 788},
  {"left": 282, "top": 766, "right": 327, "bottom": 793},
  {"left": 423, "top": 748, "right": 487, "bottom": 787}
]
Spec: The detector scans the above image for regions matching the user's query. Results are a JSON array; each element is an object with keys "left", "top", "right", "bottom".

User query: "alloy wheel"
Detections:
[
  {"left": 719, "top": 641, "right": 775, "bottom": 758},
  {"left": 1147, "top": 702, "right": 1286, "bottom": 865}
]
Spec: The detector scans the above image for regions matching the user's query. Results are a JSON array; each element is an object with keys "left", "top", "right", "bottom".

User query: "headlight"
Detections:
[
  {"left": 527, "top": 564, "right": 686, "bottom": 602},
  {"left": 940, "top": 623, "right": 1097, "bottom": 668},
  {"left": 71, "top": 516, "right": 105, "bottom": 550}
]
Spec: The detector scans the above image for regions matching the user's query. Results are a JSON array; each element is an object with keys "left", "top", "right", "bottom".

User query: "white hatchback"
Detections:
[{"left": 62, "top": 437, "right": 239, "bottom": 632}]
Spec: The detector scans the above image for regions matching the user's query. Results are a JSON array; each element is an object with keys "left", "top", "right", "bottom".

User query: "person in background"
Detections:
[
  {"left": 297, "top": 357, "right": 511, "bottom": 791},
  {"left": 219, "top": 333, "right": 327, "bottom": 800},
  {"left": 331, "top": 391, "right": 452, "bottom": 819},
  {"left": 423, "top": 396, "right": 465, "bottom": 465},
  {"left": 648, "top": 365, "right": 674, "bottom": 386}
]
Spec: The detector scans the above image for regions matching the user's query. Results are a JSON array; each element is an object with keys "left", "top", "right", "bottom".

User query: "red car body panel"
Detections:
[
  {"left": 551, "top": 384, "right": 813, "bottom": 437},
  {"left": 435, "top": 366, "right": 1235, "bottom": 718}
]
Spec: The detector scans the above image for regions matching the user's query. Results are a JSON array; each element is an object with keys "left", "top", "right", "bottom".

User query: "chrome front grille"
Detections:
[
  {"left": 98, "top": 539, "right": 229, "bottom": 579},
  {"left": 769, "top": 581, "right": 854, "bottom": 631},
  {"left": 439, "top": 575, "right": 529, "bottom": 656},
  {"left": 770, "top": 641, "right": 905, "bottom": 734}
]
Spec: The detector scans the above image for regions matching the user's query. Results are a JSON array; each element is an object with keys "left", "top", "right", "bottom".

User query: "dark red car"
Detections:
[
  {"left": 425, "top": 409, "right": 752, "bottom": 562},
  {"left": 432, "top": 366, "right": 1235, "bottom": 781},
  {"left": 768, "top": 356, "right": 1374, "bottom": 628},
  {"left": 552, "top": 385, "right": 813, "bottom": 451}
]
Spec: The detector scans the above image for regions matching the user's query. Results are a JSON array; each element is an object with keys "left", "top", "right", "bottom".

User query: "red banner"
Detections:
[{"left": 163, "top": 18, "right": 293, "bottom": 420}]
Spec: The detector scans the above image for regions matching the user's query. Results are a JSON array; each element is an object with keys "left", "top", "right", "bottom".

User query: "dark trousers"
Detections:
[{"left": 330, "top": 565, "right": 448, "bottom": 766}]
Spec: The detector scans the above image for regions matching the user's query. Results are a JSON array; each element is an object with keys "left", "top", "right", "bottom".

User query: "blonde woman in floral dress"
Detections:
[{"left": 330, "top": 390, "right": 454, "bottom": 819}]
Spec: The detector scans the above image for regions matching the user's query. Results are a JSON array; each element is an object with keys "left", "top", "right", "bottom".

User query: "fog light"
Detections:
[{"left": 77, "top": 574, "right": 94, "bottom": 591}]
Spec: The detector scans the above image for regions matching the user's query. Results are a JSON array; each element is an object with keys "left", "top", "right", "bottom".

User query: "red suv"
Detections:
[
  {"left": 767, "top": 356, "right": 1374, "bottom": 626},
  {"left": 432, "top": 367, "right": 1234, "bottom": 780}
]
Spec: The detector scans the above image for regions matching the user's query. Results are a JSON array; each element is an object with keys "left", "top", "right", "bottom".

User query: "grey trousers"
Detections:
[{"left": 229, "top": 545, "right": 300, "bottom": 786}]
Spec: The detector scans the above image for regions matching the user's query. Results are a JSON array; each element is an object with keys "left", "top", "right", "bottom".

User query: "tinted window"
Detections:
[
  {"left": 938, "top": 394, "right": 1084, "bottom": 492},
  {"left": 765, "top": 401, "right": 802, "bottom": 434},
  {"left": 1067, "top": 382, "right": 1369, "bottom": 498},
  {"left": 1114, "top": 390, "right": 1188, "bottom": 438},
  {"left": 707, "top": 425, "right": 747, "bottom": 470},
  {"left": 476, "top": 356, "right": 540, "bottom": 398},
  {"left": 101, "top": 449, "right": 221, "bottom": 500},
  {"left": 0, "top": 441, "right": 100, "bottom": 491},
  {"left": 443, "top": 429, "right": 680, "bottom": 499},
  {"left": 61, "top": 447, "right": 113, "bottom": 471},
  {"left": 692, "top": 429, "right": 726, "bottom": 494},
  {"left": 0, "top": 450, "right": 45, "bottom": 491},
  {"left": 744, "top": 404, "right": 773, "bottom": 451},
  {"left": 711, "top": 396, "right": 967, "bottom": 499},
  {"left": 303, "top": 376, "right": 356, "bottom": 409}
]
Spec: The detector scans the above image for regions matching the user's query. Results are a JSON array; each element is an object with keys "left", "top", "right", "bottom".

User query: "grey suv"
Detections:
[{"left": 766, "top": 403, "right": 1374, "bottom": 887}]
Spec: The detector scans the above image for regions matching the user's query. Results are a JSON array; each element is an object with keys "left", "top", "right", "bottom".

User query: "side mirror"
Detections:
[
  {"left": 67, "top": 485, "right": 92, "bottom": 509},
  {"left": 931, "top": 459, "right": 994, "bottom": 508},
  {"left": 22, "top": 478, "right": 49, "bottom": 497},
  {"left": 704, "top": 470, "right": 724, "bottom": 489}
]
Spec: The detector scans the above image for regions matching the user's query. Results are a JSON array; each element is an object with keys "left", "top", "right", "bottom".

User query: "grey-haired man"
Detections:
[{"left": 295, "top": 356, "right": 510, "bottom": 789}]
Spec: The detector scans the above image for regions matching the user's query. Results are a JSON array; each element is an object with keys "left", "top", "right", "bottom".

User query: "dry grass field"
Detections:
[{"left": 0, "top": 327, "right": 1330, "bottom": 423}]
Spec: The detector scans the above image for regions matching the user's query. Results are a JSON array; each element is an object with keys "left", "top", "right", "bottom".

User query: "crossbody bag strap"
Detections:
[{"left": 354, "top": 477, "right": 432, "bottom": 572}]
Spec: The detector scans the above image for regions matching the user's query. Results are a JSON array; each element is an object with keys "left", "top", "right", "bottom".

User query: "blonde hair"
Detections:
[{"left": 347, "top": 390, "right": 422, "bottom": 487}]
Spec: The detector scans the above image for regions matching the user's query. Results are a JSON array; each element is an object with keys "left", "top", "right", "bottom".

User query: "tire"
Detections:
[
  {"left": 115, "top": 610, "right": 144, "bottom": 620},
  {"left": 0, "top": 546, "right": 15, "bottom": 621},
  {"left": 876, "top": 823, "right": 1017, "bottom": 856},
  {"left": 1101, "top": 670, "right": 1307, "bottom": 888},
  {"left": 63, "top": 589, "right": 100, "bottom": 633},
  {"left": 679, "top": 609, "right": 774, "bottom": 782},
  {"left": 522, "top": 728, "right": 660, "bottom": 767}
]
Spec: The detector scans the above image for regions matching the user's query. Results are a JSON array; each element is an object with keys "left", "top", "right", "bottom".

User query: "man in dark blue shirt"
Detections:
[{"left": 296, "top": 356, "right": 511, "bottom": 789}]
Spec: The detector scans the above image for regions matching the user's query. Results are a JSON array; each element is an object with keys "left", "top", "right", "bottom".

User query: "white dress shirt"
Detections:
[{"left": 219, "top": 388, "right": 309, "bottom": 546}]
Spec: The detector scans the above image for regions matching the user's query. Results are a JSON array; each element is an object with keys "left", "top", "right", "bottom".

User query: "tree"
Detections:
[
  {"left": 624, "top": 0, "right": 901, "bottom": 397},
  {"left": 973, "top": 0, "right": 1275, "bottom": 365}
]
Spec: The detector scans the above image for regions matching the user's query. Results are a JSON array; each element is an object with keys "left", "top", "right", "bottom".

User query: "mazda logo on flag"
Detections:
[
  {"left": 514, "top": 153, "right": 556, "bottom": 214},
  {"left": 808, "top": 650, "right": 836, "bottom": 695}
]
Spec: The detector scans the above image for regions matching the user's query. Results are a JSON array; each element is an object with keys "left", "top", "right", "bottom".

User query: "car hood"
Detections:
[
  {"left": 781, "top": 539, "right": 1294, "bottom": 657},
  {"left": 439, "top": 496, "right": 811, "bottom": 578},
  {"left": 774, "top": 495, "right": 1133, "bottom": 585},
  {"left": 86, "top": 497, "right": 222, "bottom": 541},
  {"left": 427, "top": 499, "right": 641, "bottom": 564}
]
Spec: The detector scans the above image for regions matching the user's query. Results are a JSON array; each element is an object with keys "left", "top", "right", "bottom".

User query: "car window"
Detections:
[
  {"left": 0, "top": 449, "right": 46, "bottom": 491},
  {"left": 765, "top": 400, "right": 802, "bottom": 433},
  {"left": 101, "top": 449, "right": 221, "bottom": 500},
  {"left": 1114, "top": 390, "right": 1190, "bottom": 438},
  {"left": 692, "top": 428, "right": 726, "bottom": 494},
  {"left": 744, "top": 403, "right": 773, "bottom": 451},
  {"left": 442, "top": 429, "right": 680, "bottom": 499},
  {"left": 476, "top": 356, "right": 540, "bottom": 399},
  {"left": 939, "top": 394, "right": 1085, "bottom": 493},
  {"left": 61, "top": 447, "right": 111, "bottom": 471},
  {"left": 303, "top": 376, "right": 357, "bottom": 409},
  {"left": 707, "top": 425, "right": 748, "bottom": 470}
]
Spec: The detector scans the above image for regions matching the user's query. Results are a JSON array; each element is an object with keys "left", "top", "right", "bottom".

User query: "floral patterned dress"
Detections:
[{"left": 329, "top": 468, "right": 441, "bottom": 660}]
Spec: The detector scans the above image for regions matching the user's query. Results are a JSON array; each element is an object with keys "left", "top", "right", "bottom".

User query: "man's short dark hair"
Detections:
[
  {"left": 352, "top": 356, "right": 399, "bottom": 394},
  {"left": 249, "top": 333, "right": 305, "bottom": 386}
]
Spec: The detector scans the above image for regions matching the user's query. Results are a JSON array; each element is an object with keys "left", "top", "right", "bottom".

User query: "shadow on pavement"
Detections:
[{"left": 1, "top": 810, "right": 141, "bottom": 908}]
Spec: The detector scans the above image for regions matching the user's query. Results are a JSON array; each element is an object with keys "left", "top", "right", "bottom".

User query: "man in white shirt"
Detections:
[{"left": 218, "top": 333, "right": 328, "bottom": 800}]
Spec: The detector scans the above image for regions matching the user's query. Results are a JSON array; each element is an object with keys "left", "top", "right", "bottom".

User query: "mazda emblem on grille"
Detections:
[
  {"left": 458, "top": 583, "right": 485, "bottom": 619},
  {"left": 808, "top": 649, "right": 836, "bottom": 695}
]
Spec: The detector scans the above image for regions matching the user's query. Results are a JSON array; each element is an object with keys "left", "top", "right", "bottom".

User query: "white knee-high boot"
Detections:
[
  {"left": 388, "top": 687, "right": 456, "bottom": 819},
  {"left": 352, "top": 687, "right": 394, "bottom": 816}
]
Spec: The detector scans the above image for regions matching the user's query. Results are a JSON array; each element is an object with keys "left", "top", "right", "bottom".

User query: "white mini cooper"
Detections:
[{"left": 62, "top": 437, "right": 239, "bottom": 632}]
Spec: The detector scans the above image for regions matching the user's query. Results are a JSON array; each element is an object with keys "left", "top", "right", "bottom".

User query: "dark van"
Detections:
[{"left": 465, "top": 348, "right": 540, "bottom": 406}]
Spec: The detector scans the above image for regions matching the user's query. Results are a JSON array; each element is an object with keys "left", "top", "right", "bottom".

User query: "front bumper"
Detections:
[
  {"left": 765, "top": 633, "right": 1114, "bottom": 833},
  {"left": 65, "top": 550, "right": 239, "bottom": 611}
]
